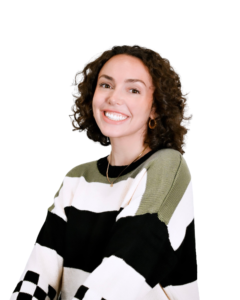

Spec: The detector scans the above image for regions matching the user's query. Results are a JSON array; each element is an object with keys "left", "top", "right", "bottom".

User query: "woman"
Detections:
[{"left": 10, "top": 45, "right": 199, "bottom": 300}]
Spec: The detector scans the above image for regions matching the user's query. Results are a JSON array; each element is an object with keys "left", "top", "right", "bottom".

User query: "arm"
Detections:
[
  {"left": 158, "top": 169, "right": 199, "bottom": 299},
  {"left": 10, "top": 175, "right": 71, "bottom": 300},
  {"left": 71, "top": 150, "right": 199, "bottom": 300}
]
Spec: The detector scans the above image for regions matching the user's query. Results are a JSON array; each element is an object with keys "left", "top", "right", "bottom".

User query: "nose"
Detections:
[{"left": 107, "top": 87, "right": 123, "bottom": 105}]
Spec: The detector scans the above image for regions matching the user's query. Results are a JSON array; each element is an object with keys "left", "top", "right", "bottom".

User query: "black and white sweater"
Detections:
[{"left": 10, "top": 148, "right": 200, "bottom": 300}]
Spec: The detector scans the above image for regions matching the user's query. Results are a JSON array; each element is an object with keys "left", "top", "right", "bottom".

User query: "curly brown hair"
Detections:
[{"left": 69, "top": 45, "right": 192, "bottom": 155}]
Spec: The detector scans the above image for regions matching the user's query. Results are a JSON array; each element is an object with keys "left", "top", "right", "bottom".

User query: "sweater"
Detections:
[{"left": 10, "top": 148, "right": 200, "bottom": 300}]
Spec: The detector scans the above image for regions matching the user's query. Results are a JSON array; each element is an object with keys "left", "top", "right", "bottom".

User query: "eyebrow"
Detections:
[{"left": 98, "top": 74, "right": 146, "bottom": 86}]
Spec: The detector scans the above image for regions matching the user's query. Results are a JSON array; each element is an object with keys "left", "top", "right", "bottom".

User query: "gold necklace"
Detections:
[{"left": 106, "top": 144, "right": 149, "bottom": 187}]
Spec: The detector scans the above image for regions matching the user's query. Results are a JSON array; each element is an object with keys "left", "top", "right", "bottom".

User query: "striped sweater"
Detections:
[{"left": 10, "top": 148, "right": 200, "bottom": 300}]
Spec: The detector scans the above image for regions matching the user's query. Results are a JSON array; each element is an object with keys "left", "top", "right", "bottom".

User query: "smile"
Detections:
[
  {"left": 104, "top": 111, "right": 128, "bottom": 121},
  {"left": 102, "top": 111, "right": 129, "bottom": 124}
]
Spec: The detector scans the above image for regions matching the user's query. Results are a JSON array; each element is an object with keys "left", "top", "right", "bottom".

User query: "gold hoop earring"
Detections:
[{"left": 148, "top": 118, "right": 157, "bottom": 129}]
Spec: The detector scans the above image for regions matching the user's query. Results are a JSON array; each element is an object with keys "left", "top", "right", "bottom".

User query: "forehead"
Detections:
[{"left": 98, "top": 54, "right": 153, "bottom": 86}]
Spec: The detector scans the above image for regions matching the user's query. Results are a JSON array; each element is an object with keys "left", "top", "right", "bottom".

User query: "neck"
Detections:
[{"left": 107, "top": 136, "right": 152, "bottom": 166}]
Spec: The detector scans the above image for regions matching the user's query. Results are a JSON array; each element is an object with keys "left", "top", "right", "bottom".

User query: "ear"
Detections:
[{"left": 149, "top": 104, "right": 157, "bottom": 119}]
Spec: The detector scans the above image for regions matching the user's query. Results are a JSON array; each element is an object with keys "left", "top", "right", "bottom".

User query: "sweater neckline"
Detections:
[{"left": 97, "top": 148, "right": 159, "bottom": 178}]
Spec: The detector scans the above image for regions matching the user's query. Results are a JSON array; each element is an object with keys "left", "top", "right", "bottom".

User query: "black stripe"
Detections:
[
  {"left": 161, "top": 219, "right": 198, "bottom": 287},
  {"left": 64, "top": 206, "right": 121, "bottom": 272},
  {"left": 36, "top": 211, "right": 66, "bottom": 258},
  {"left": 103, "top": 213, "right": 178, "bottom": 287},
  {"left": 35, "top": 205, "right": 197, "bottom": 288}
]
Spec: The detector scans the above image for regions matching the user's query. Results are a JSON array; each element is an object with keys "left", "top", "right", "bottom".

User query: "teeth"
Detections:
[{"left": 105, "top": 111, "right": 127, "bottom": 121}]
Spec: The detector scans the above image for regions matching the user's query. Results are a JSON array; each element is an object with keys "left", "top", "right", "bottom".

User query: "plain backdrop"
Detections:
[{"left": 1, "top": 1, "right": 239, "bottom": 299}]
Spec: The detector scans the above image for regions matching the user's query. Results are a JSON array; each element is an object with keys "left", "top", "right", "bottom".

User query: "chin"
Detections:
[{"left": 100, "top": 129, "right": 127, "bottom": 139}]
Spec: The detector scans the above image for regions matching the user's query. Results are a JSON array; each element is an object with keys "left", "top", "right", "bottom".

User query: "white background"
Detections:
[{"left": 1, "top": 1, "right": 239, "bottom": 299}]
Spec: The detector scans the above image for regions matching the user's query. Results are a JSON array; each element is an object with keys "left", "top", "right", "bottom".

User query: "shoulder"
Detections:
[
  {"left": 144, "top": 148, "right": 190, "bottom": 178},
  {"left": 151, "top": 148, "right": 181, "bottom": 163},
  {"left": 52, "top": 159, "right": 98, "bottom": 199},
  {"left": 143, "top": 148, "right": 181, "bottom": 166},
  {"left": 65, "top": 159, "right": 98, "bottom": 178},
  {"left": 136, "top": 148, "right": 191, "bottom": 223},
  {"left": 61, "top": 156, "right": 107, "bottom": 185},
  {"left": 51, "top": 158, "right": 99, "bottom": 213}
]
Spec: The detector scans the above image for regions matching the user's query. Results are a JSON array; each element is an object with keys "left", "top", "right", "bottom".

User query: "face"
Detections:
[{"left": 92, "top": 54, "right": 155, "bottom": 142}]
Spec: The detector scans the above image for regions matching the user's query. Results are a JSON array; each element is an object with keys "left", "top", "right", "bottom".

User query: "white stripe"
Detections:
[
  {"left": 51, "top": 176, "right": 80, "bottom": 221},
  {"left": 20, "top": 243, "right": 63, "bottom": 295},
  {"left": 70, "top": 168, "right": 147, "bottom": 214},
  {"left": 83, "top": 255, "right": 152, "bottom": 300},
  {"left": 61, "top": 267, "right": 90, "bottom": 300},
  {"left": 83, "top": 289, "right": 102, "bottom": 300},
  {"left": 164, "top": 280, "right": 200, "bottom": 300},
  {"left": 167, "top": 180, "right": 194, "bottom": 250},
  {"left": 116, "top": 169, "right": 148, "bottom": 221}
]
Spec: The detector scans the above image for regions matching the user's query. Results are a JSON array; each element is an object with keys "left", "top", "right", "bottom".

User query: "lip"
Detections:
[{"left": 101, "top": 110, "right": 129, "bottom": 124}]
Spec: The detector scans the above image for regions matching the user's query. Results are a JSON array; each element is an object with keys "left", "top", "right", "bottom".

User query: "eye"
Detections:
[
  {"left": 99, "top": 83, "right": 140, "bottom": 94},
  {"left": 130, "top": 88, "right": 140, "bottom": 94},
  {"left": 99, "top": 83, "right": 111, "bottom": 89}
]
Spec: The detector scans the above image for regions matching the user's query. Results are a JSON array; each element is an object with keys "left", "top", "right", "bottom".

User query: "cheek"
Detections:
[
  {"left": 92, "top": 89, "right": 103, "bottom": 106},
  {"left": 128, "top": 101, "right": 151, "bottom": 117},
  {"left": 92, "top": 94, "right": 99, "bottom": 110},
  {"left": 92, "top": 95, "right": 103, "bottom": 119}
]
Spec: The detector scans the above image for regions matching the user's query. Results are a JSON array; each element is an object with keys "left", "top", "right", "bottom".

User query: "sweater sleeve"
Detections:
[
  {"left": 10, "top": 174, "right": 73, "bottom": 300},
  {"left": 71, "top": 150, "right": 199, "bottom": 300}
]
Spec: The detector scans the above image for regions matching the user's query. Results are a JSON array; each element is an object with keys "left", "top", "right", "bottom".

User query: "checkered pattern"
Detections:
[
  {"left": 72, "top": 285, "right": 88, "bottom": 299},
  {"left": 13, "top": 271, "right": 56, "bottom": 300},
  {"left": 73, "top": 286, "right": 106, "bottom": 300}
]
